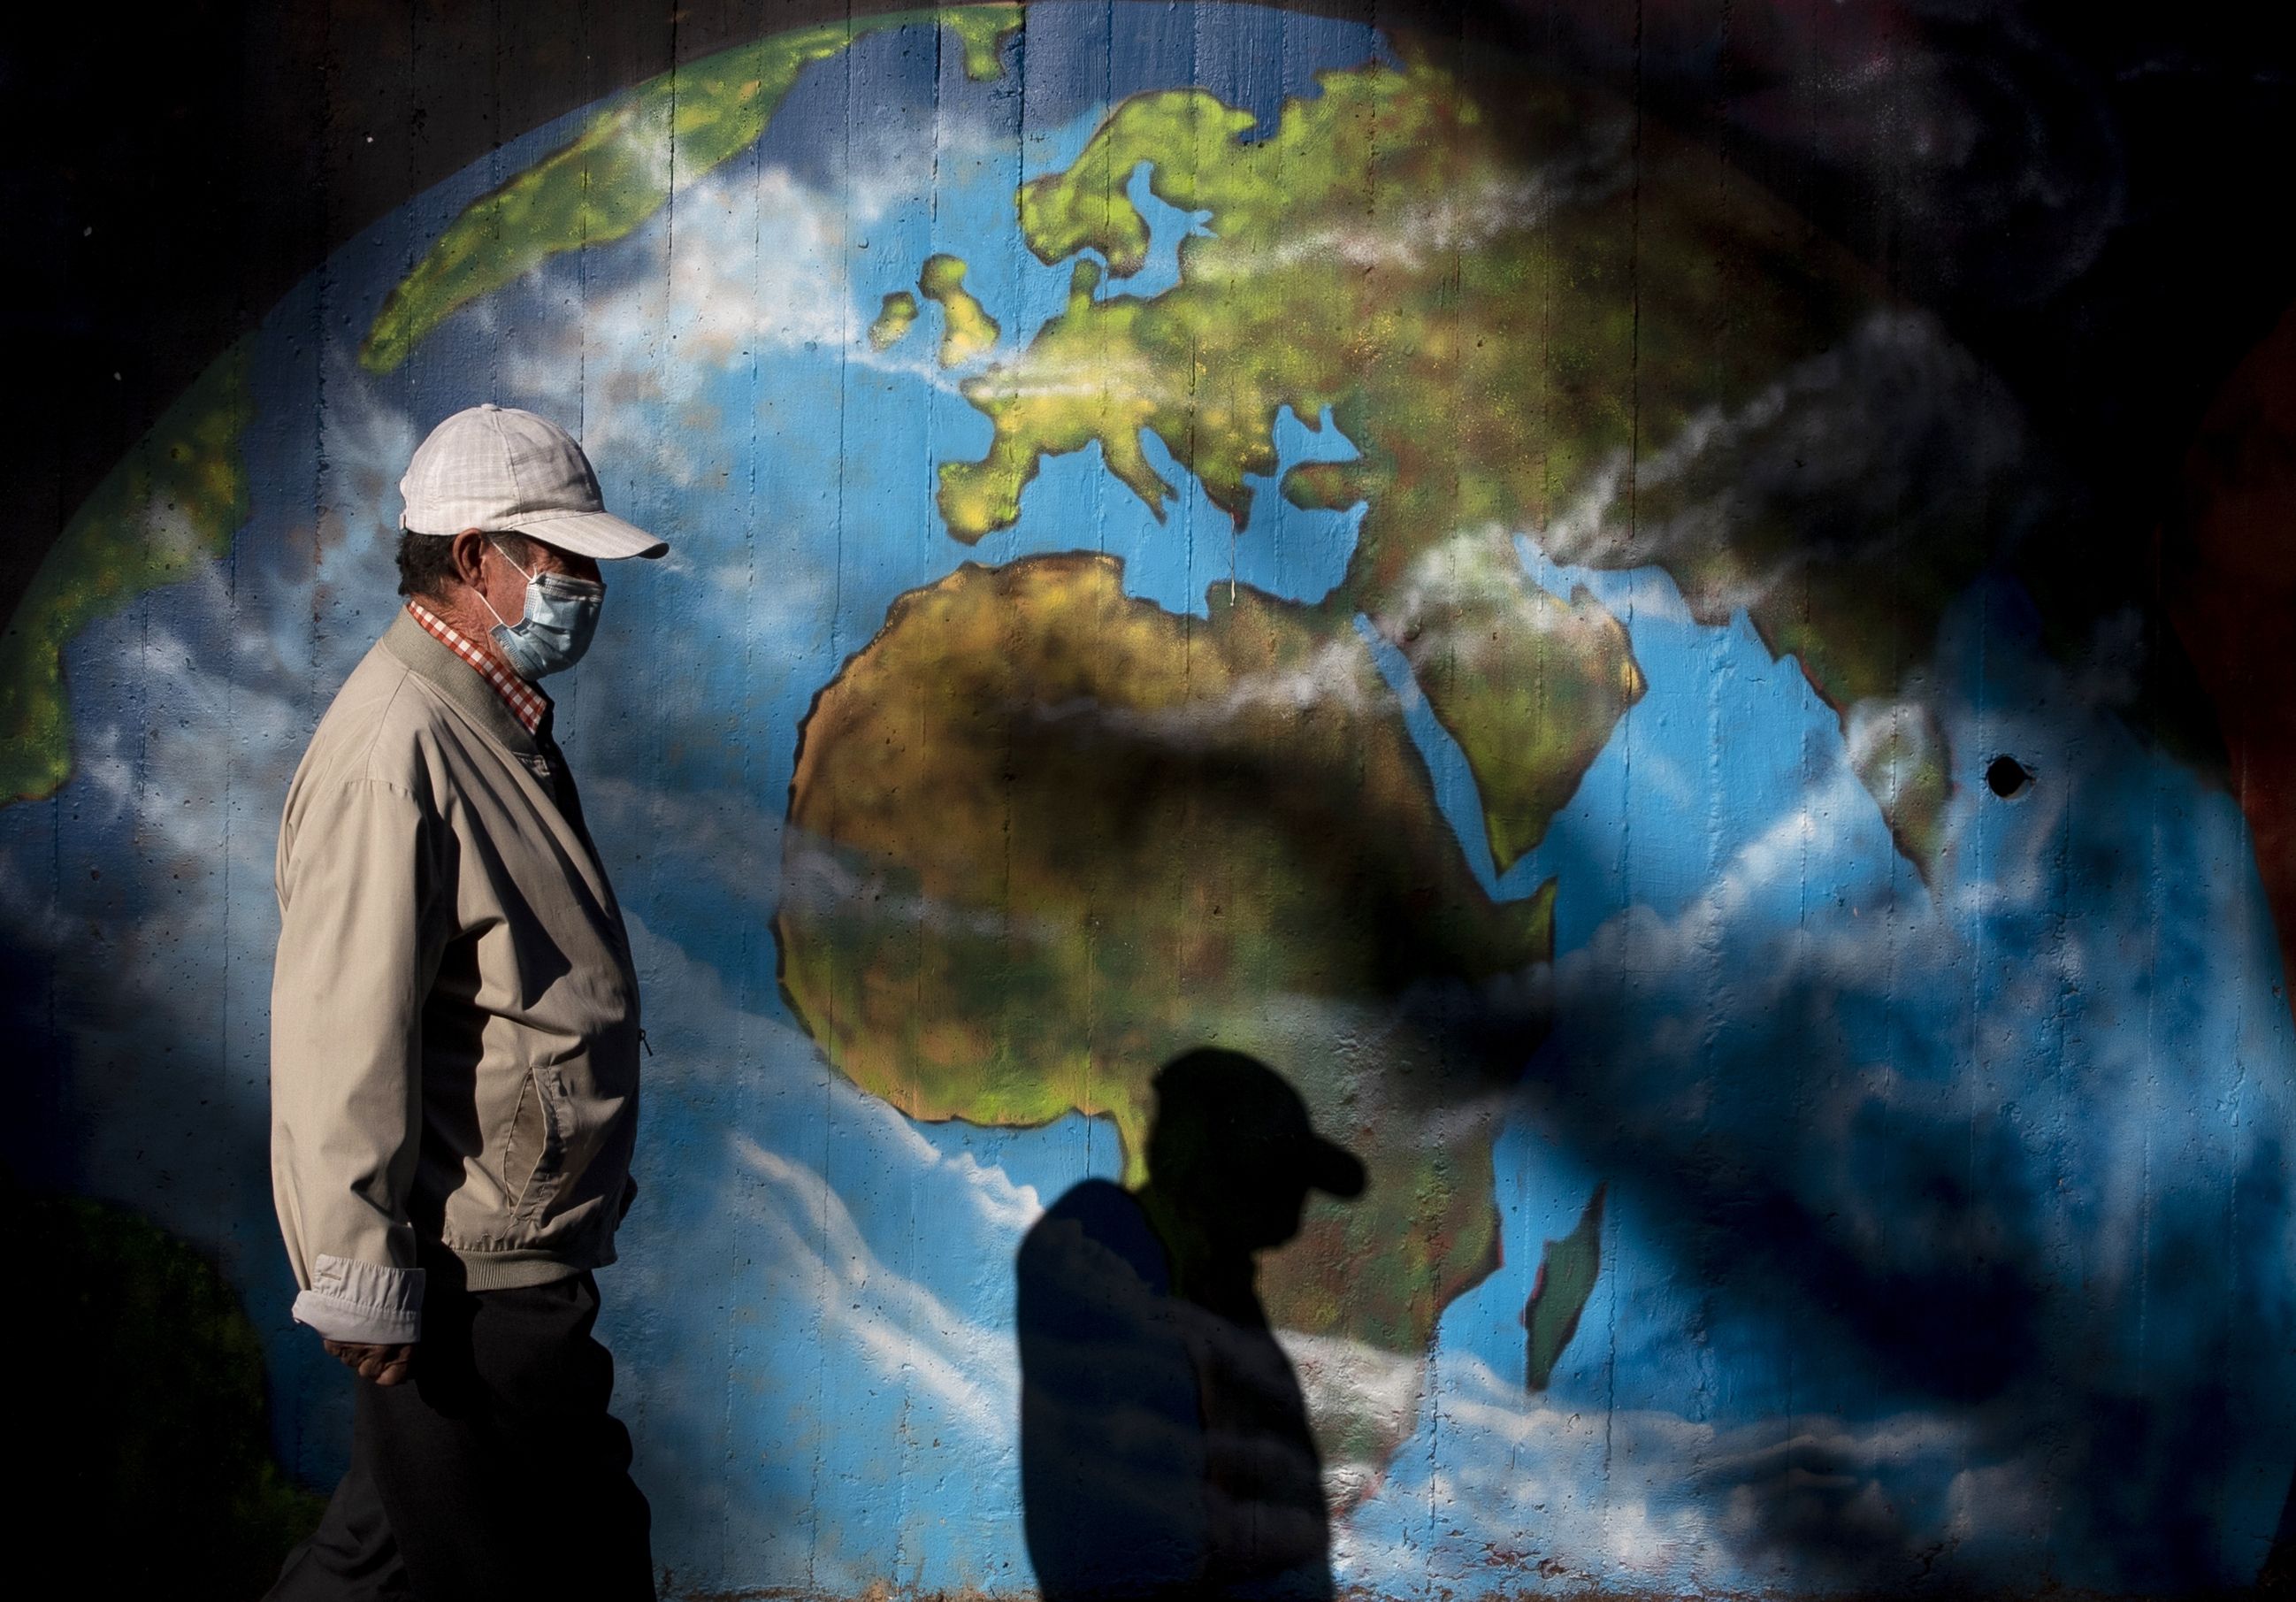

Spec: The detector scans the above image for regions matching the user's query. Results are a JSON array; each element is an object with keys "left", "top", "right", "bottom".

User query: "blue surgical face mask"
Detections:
[{"left": 478, "top": 537, "right": 604, "bottom": 679}]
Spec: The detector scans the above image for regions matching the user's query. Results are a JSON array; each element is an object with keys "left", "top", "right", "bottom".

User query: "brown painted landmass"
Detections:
[{"left": 777, "top": 554, "right": 1556, "bottom": 1360}]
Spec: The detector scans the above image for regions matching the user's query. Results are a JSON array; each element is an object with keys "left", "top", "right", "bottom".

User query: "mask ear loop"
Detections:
[
  {"left": 488, "top": 533, "right": 539, "bottom": 583},
  {"left": 476, "top": 535, "right": 533, "bottom": 633}
]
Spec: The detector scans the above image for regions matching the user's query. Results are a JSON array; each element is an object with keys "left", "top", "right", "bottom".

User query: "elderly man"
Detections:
[{"left": 266, "top": 404, "right": 662, "bottom": 1600}]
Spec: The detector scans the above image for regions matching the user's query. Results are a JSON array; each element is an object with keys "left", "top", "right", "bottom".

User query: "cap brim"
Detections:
[{"left": 509, "top": 508, "right": 668, "bottom": 560}]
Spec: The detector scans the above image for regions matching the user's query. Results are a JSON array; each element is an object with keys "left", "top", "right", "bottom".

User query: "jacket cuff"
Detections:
[{"left": 292, "top": 1254, "right": 425, "bottom": 1344}]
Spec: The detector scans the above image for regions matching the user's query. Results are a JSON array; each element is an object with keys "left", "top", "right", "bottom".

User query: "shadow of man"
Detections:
[{"left": 1017, "top": 1047, "right": 1368, "bottom": 1602}]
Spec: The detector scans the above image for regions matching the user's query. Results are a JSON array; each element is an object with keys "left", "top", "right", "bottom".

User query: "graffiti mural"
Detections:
[{"left": 6, "top": 2, "right": 2296, "bottom": 1594}]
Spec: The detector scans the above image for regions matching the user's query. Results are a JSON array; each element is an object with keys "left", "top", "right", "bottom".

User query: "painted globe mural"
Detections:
[{"left": 4, "top": 4, "right": 2292, "bottom": 1594}]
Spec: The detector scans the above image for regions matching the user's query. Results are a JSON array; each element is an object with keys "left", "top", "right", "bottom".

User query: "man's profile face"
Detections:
[
  {"left": 510, "top": 539, "right": 604, "bottom": 588},
  {"left": 450, "top": 528, "right": 605, "bottom": 620}
]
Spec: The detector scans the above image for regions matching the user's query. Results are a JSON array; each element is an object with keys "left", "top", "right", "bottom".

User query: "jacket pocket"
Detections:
[{"left": 503, "top": 1066, "right": 574, "bottom": 1225}]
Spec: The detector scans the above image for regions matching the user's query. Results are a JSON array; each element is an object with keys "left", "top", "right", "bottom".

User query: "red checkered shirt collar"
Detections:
[{"left": 404, "top": 599, "right": 551, "bottom": 735}]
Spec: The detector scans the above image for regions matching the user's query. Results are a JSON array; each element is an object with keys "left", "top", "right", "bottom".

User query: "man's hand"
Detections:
[{"left": 321, "top": 1338, "right": 417, "bottom": 1386}]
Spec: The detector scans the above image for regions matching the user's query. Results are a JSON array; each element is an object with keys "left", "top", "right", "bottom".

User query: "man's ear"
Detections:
[{"left": 449, "top": 528, "right": 490, "bottom": 589}]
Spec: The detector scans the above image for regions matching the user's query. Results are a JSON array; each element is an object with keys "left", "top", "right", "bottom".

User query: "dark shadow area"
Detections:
[
  {"left": 1488, "top": 962, "right": 2284, "bottom": 1593},
  {"left": 11, "top": 1169, "right": 325, "bottom": 1597},
  {"left": 781, "top": 526, "right": 2279, "bottom": 1589},
  {"left": 1017, "top": 1048, "right": 1366, "bottom": 1602}
]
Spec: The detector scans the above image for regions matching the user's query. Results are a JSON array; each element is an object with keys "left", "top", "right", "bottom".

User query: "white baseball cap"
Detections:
[{"left": 398, "top": 403, "right": 667, "bottom": 559}]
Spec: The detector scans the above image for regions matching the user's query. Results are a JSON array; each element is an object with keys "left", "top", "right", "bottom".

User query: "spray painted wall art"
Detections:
[{"left": 6, "top": 4, "right": 2294, "bottom": 1595}]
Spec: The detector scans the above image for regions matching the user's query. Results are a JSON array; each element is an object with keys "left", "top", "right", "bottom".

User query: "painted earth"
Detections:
[{"left": 3, "top": 4, "right": 2293, "bottom": 1595}]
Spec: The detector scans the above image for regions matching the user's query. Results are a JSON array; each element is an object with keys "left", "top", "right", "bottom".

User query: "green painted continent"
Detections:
[
  {"left": 19, "top": 1181, "right": 324, "bottom": 1596},
  {"left": 360, "top": 5, "right": 1020, "bottom": 373},
  {"left": 941, "top": 52, "right": 1986, "bottom": 874},
  {"left": 918, "top": 255, "right": 1000, "bottom": 367},
  {"left": 0, "top": 349, "right": 251, "bottom": 804},
  {"left": 870, "top": 291, "right": 921, "bottom": 351}
]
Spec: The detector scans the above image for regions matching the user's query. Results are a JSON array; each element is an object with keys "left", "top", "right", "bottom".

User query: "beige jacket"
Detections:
[{"left": 271, "top": 610, "right": 642, "bottom": 1344}]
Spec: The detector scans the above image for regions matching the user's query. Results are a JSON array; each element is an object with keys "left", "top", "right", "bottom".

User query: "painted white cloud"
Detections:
[
  {"left": 1341, "top": 1345, "right": 2074, "bottom": 1596},
  {"left": 607, "top": 916, "right": 1055, "bottom": 1594},
  {"left": 729, "top": 1130, "right": 1018, "bottom": 1439},
  {"left": 499, "top": 128, "right": 1024, "bottom": 496},
  {"left": 1192, "top": 114, "right": 1634, "bottom": 280}
]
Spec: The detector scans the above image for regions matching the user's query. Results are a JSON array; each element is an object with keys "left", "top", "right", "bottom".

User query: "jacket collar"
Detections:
[{"left": 380, "top": 609, "right": 547, "bottom": 758}]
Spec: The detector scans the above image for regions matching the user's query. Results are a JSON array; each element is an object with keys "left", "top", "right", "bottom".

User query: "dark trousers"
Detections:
[{"left": 268, "top": 1269, "right": 655, "bottom": 1601}]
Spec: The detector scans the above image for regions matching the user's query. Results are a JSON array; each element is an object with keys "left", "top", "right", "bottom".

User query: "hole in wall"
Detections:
[{"left": 1986, "top": 755, "right": 2034, "bottom": 800}]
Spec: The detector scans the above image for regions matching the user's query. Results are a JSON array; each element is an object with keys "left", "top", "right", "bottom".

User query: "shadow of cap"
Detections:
[{"left": 1151, "top": 1047, "right": 1367, "bottom": 1200}]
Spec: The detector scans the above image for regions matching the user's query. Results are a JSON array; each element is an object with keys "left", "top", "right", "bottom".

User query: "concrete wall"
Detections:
[{"left": 9, "top": 3, "right": 2296, "bottom": 1594}]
